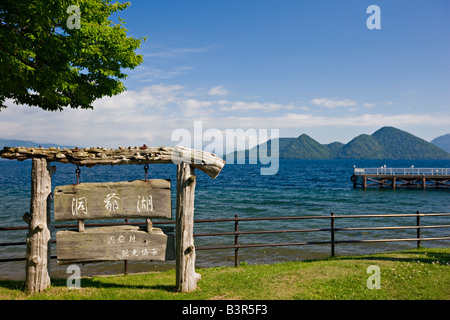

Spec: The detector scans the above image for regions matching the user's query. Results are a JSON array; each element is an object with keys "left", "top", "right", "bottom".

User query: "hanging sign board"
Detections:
[
  {"left": 54, "top": 179, "right": 174, "bottom": 263},
  {"left": 53, "top": 179, "right": 171, "bottom": 221},
  {"left": 56, "top": 225, "right": 175, "bottom": 263}
]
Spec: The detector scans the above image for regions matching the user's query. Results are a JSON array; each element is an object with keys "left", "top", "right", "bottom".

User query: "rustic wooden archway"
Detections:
[{"left": 0, "top": 146, "right": 225, "bottom": 294}]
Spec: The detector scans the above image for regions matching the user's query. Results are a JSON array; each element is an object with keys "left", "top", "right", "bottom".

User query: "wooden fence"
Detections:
[{"left": 2, "top": 211, "right": 449, "bottom": 270}]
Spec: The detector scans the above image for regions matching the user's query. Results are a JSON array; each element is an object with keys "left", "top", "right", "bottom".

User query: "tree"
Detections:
[{"left": 0, "top": 0, "right": 145, "bottom": 111}]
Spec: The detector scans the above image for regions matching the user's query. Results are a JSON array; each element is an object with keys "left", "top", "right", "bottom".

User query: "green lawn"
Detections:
[{"left": 1, "top": 247, "right": 449, "bottom": 300}]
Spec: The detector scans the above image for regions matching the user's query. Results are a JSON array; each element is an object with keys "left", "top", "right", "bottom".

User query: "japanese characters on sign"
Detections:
[
  {"left": 54, "top": 179, "right": 171, "bottom": 220},
  {"left": 106, "top": 233, "right": 159, "bottom": 259},
  {"left": 72, "top": 197, "right": 88, "bottom": 215},
  {"left": 70, "top": 193, "right": 154, "bottom": 216},
  {"left": 56, "top": 226, "right": 175, "bottom": 263}
]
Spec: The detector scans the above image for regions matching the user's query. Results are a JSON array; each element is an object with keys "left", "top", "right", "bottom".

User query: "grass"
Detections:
[{"left": 0, "top": 247, "right": 449, "bottom": 300}]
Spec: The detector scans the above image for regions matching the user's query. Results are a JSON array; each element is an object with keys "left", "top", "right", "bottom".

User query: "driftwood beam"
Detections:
[{"left": 0, "top": 146, "right": 225, "bottom": 179}]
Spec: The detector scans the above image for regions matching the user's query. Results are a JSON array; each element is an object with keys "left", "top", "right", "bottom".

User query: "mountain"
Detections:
[
  {"left": 233, "top": 134, "right": 343, "bottom": 160},
  {"left": 227, "top": 126, "right": 450, "bottom": 160},
  {"left": 431, "top": 134, "right": 450, "bottom": 153},
  {"left": 335, "top": 134, "right": 390, "bottom": 159},
  {"left": 336, "top": 127, "right": 449, "bottom": 160},
  {"left": 370, "top": 127, "right": 449, "bottom": 160},
  {"left": 0, "top": 138, "right": 75, "bottom": 149},
  {"left": 279, "top": 134, "right": 331, "bottom": 159},
  {"left": 326, "top": 141, "right": 345, "bottom": 158}
]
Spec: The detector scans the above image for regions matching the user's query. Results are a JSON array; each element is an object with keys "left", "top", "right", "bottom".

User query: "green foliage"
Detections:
[{"left": 0, "top": 0, "right": 145, "bottom": 111}]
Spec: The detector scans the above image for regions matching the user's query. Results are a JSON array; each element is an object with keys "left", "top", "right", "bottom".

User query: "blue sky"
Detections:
[{"left": 1, "top": 0, "right": 449, "bottom": 149}]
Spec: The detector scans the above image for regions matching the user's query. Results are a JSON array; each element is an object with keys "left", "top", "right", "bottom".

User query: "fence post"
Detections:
[
  {"left": 416, "top": 211, "right": 421, "bottom": 248},
  {"left": 124, "top": 218, "right": 128, "bottom": 275},
  {"left": 235, "top": 214, "right": 239, "bottom": 267},
  {"left": 331, "top": 212, "right": 335, "bottom": 257}
]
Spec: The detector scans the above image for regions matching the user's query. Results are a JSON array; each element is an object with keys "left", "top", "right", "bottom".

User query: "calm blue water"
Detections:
[{"left": 1, "top": 158, "right": 449, "bottom": 279}]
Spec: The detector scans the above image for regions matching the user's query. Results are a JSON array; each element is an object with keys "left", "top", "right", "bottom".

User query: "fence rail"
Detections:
[
  {"left": 354, "top": 167, "right": 450, "bottom": 176},
  {"left": 1, "top": 212, "right": 449, "bottom": 269}
]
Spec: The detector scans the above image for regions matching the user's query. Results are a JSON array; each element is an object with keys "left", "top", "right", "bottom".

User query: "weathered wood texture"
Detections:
[
  {"left": 0, "top": 146, "right": 225, "bottom": 179},
  {"left": 56, "top": 225, "right": 175, "bottom": 264},
  {"left": 24, "top": 158, "right": 55, "bottom": 293},
  {"left": 54, "top": 179, "right": 171, "bottom": 221},
  {"left": 176, "top": 163, "right": 200, "bottom": 293},
  {"left": 0, "top": 145, "right": 224, "bottom": 294}
]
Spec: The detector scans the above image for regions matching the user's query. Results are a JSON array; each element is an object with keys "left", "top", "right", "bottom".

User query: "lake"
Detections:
[{"left": 0, "top": 158, "right": 449, "bottom": 280}]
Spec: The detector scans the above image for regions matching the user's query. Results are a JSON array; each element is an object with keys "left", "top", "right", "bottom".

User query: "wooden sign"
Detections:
[
  {"left": 54, "top": 179, "right": 171, "bottom": 221},
  {"left": 56, "top": 225, "right": 175, "bottom": 264}
]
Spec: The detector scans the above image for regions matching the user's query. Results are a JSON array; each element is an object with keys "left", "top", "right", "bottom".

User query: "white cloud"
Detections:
[
  {"left": 143, "top": 84, "right": 185, "bottom": 96},
  {"left": 219, "top": 101, "right": 284, "bottom": 112},
  {"left": 208, "top": 86, "right": 228, "bottom": 96},
  {"left": 363, "top": 103, "right": 376, "bottom": 108},
  {"left": 144, "top": 45, "right": 216, "bottom": 58},
  {"left": 310, "top": 98, "right": 357, "bottom": 108},
  {"left": 204, "top": 112, "right": 450, "bottom": 131},
  {"left": 178, "top": 99, "right": 214, "bottom": 117},
  {"left": 130, "top": 65, "right": 195, "bottom": 82},
  {"left": 1, "top": 84, "right": 449, "bottom": 149}
]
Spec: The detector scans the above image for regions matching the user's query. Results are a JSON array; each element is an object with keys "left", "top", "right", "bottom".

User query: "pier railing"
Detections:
[
  {"left": 1, "top": 211, "right": 449, "bottom": 271},
  {"left": 354, "top": 167, "right": 449, "bottom": 176}
]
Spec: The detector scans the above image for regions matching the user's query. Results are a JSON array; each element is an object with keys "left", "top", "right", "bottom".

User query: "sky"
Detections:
[{"left": 1, "top": 0, "right": 449, "bottom": 150}]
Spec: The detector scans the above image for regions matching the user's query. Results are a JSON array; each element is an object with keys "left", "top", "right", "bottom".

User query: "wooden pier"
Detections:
[{"left": 351, "top": 167, "right": 450, "bottom": 189}]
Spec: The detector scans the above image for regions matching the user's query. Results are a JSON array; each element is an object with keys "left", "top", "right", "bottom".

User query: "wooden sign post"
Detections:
[
  {"left": 176, "top": 163, "right": 201, "bottom": 292},
  {"left": 23, "top": 158, "right": 56, "bottom": 294},
  {"left": 0, "top": 146, "right": 225, "bottom": 294}
]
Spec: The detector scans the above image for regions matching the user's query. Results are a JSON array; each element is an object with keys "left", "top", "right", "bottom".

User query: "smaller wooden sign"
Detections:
[
  {"left": 54, "top": 179, "right": 171, "bottom": 221},
  {"left": 56, "top": 225, "right": 175, "bottom": 264}
]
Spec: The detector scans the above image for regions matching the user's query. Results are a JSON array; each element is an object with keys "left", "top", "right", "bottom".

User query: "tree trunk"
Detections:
[
  {"left": 176, "top": 163, "right": 200, "bottom": 292},
  {"left": 24, "top": 158, "right": 55, "bottom": 293}
]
